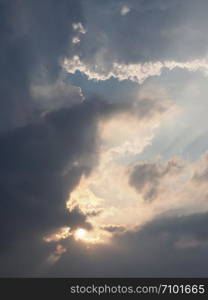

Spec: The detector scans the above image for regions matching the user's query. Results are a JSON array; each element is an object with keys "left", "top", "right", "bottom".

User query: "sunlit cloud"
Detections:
[
  {"left": 72, "top": 22, "right": 87, "bottom": 34},
  {"left": 64, "top": 84, "right": 208, "bottom": 247},
  {"left": 63, "top": 56, "right": 208, "bottom": 84},
  {"left": 73, "top": 227, "right": 107, "bottom": 244},
  {"left": 66, "top": 92, "right": 177, "bottom": 243},
  {"left": 120, "top": 6, "right": 130, "bottom": 16},
  {"left": 44, "top": 227, "right": 72, "bottom": 243},
  {"left": 72, "top": 36, "right": 81, "bottom": 44}
]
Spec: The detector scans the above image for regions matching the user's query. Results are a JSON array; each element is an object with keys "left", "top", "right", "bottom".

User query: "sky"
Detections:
[{"left": 1, "top": 0, "right": 208, "bottom": 277}]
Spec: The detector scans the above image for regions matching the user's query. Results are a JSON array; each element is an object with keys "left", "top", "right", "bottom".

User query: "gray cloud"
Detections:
[
  {"left": 0, "top": 95, "right": 155, "bottom": 276},
  {"left": 0, "top": 100, "right": 99, "bottom": 275},
  {"left": 129, "top": 159, "right": 183, "bottom": 201},
  {"left": 77, "top": 0, "right": 208, "bottom": 68},
  {"left": 0, "top": 0, "right": 83, "bottom": 132},
  {"left": 100, "top": 225, "right": 126, "bottom": 233}
]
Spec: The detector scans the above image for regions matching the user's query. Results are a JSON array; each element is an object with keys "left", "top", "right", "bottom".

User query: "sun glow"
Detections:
[
  {"left": 74, "top": 228, "right": 87, "bottom": 240},
  {"left": 73, "top": 228, "right": 104, "bottom": 244}
]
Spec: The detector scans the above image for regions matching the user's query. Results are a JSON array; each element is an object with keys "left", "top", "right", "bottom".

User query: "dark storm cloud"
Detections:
[
  {"left": 0, "top": 95, "right": 142, "bottom": 276},
  {"left": 0, "top": 98, "right": 109, "bottom": 275},
  {"left": 0, "top": 0, "right": 97, "bottom": 275},
  {"left": 78, "top": 0, "right": 208, "bottom": 66},
  {"left": 49, "top": 211, "right": 208, "bottom": 277},
  {"left": 0, "top": 0, "right": 83, "bottom": 132},
  {"left": 129, "top": 159, "right": 182, "bottom": 201},
  {"left": 0, "top": 100, "right": 96, "bottom": 275}
]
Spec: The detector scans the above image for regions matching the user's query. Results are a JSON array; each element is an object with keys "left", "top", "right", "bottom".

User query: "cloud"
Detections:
[
  {"left": 71, "top": 0, "right": 208, "bottom": 75},
  {"left": 120, "top": 6, "right": 130, "bottom": 16},
  {"left": 47, "top": 244, "right": 67, "bottom": 265},
  {"left": 64, "top": 55, "right": 208, "bottom": 84},
  {"left": 30, "top": 79, "right": 84, "bottom": 112},
  {"left": 0, "top": 98, "right": 129, "bottom": 275},
  {"left": 43, "top": 227, "right": 72, "bottom": 243},
  {"left": 72, "top": 36, "right": 81, "bottom": 44},
  {"left": 66, "top": 137, "right": 208, "bottom": 253},
  {"left": 48, "top": 211, "right": 208, "bottom": 277},
  {"left": 0, "top": 0, "right": 83, "bottom": 132},
  {"left": 101, "top": 225, "right": 126, "bottom": 233},
  {"left": 193, "top": 153, "right": 208, "bottom": 183},
  {"left": 72, "top": 22, "right": 87, "bottom": 34},
  {"left": 2, "top": 0, "right": 208, "bottom": 278},
  {"left": 66, "top": 90, "right": 175, "bottom": 244},
  {"left": 71, "top": 22, "right": 86, "bottom": 45},
  {"left": 129, "top": 158, "right": 183, "bottom": 201}
]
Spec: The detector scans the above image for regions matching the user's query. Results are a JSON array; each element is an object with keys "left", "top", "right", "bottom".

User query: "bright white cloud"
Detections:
[
  {"left": 120, "top": 5, "right": 130, "bottom": 16},
  {"left": 72, "top": 36, "right": 80, "bottom": 44},
  {"left": 72, "top": 22, "right": 86, "bottom": 34},
  {"left": 44, "top": 227, "right": 72, "bottom": 243},
  {"left": 63, "top": 55, "right": 208, "bottom": 84}
]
